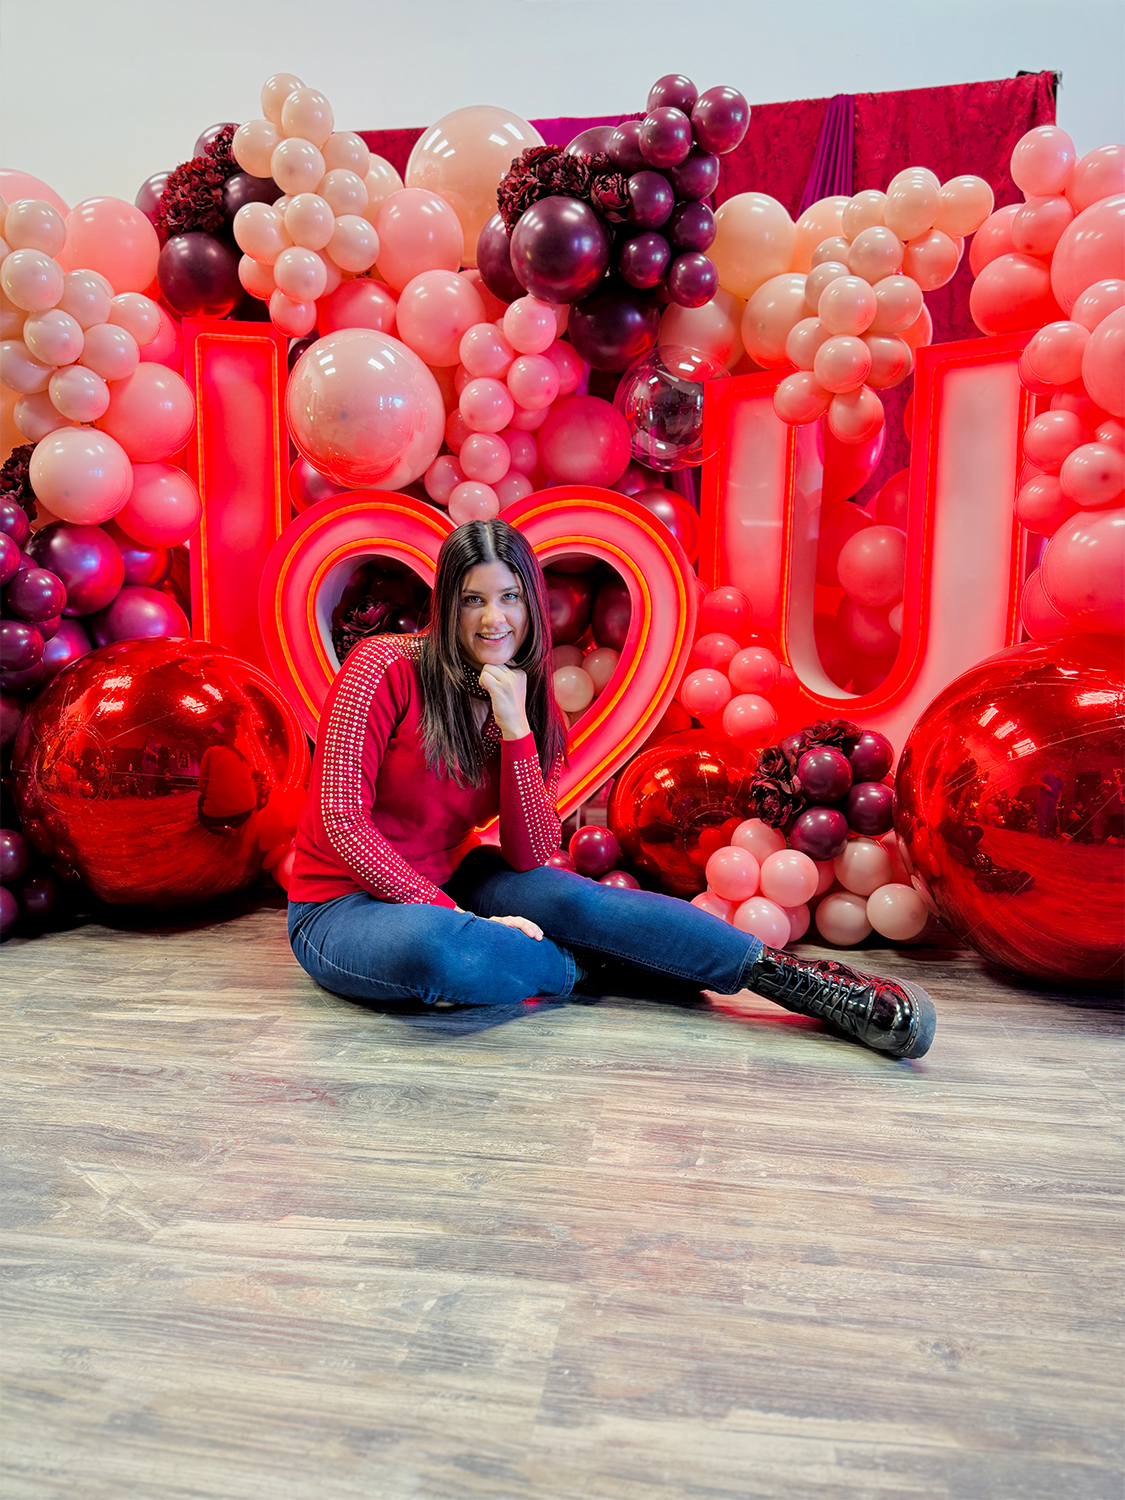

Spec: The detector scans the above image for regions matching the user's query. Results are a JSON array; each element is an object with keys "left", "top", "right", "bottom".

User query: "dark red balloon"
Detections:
[
  {"left": 1, "top": 619, "right": 91, "bottom": 697},
  {"left": 612, "top": 461, "right": 662, "bottom": 497},
  {"left": 0, "top": 532, "right": 21, "bottom": 586},
  {"left": 544, "top": 568, "right": 593, "bottom": 646},
  {"left": 790, "top": 806, "right": 850, "bottom": 861},
  {"left": 608, "top": 736, "right": 756, "bottom": 895},
  {"left": 0, "top": 828, "right": 29, "bottom": 884},
  {"left": 845, "top": 781, "right": 895, "bottom": 835},
  {"left": 797, "top": 747, "right": 853, "bottom": 803},
  {"left": 0, "top": 885, "right": 16, "bottom": 937},
  {"left": 102, "top": 520, "right": 172, "bottom": 588},
  {"left": 158, "top": 232, "right": 241, "bottom": 318},
  {"left": 691, "top": 86, "right": 751, "bottom": 155},
  {"left": 569, "top": 824, "right": 620, "bottom": 878},
  {"left": 10, "top": 638, "right": 310, "bottom": 906},
  {"left": 895, "top": 635, "right": 1124, "bottom": 983},
  {"left": 599, "top": 868, "right": 641, "bottom": 889},
  {"left": 639, "top": 108, "right": 693, "bottom": 169},
  {"left": 0, "top": 620, "right": 43, "bottom": 673},
  {"left": 135, "top": 171, "right": 171, "bottom": 225},
  {"left": 591, "top": 577, "right": 632, "bottom": 651},
  {"left": 18, "top": 874, "right": 58, "bottom": 923},
  {"left": 511, "top": 196, "right": 611, "bottom": 304},
  {"left": 568, "top": 283, "right": 661, "bottom": 373},
  {"left": 626, "top": 172, "right": 675, "bottom": 229},
  {"left": 222, "top": 171, "right": 282, "bottom": 219},
  {"left": 0, "top": 499, "right": 30, "bottom": 549},
  {"left": 4, "top": 566, "right": 66, "bottom": 623},
  {"left": 666, "top": 149, "right": 721, "bottom": 202},
  {"left": 38, "top": 614, "right": 61, "bottom": 642},
  {"left": 669, "top": 202, "right": 716, "bottom": 253},
  {"left": 647, "top": 74, "right": 698, "bottom": 116},
  {"left": 1, "top": 690, "right": 24, "bottom": 748},
  {"left": 608, "top": 121, "right": 646, "bottom": 173},
  {"left": 849, "top": 729, "right": 895, "bottom": 782},
  {"left": 565, "top": 126, "right": 618, "bottom": 157},
  {"left": 545, "top": 850, "right": 577, "bottom": 872},
  {"left": 618, "top": 232, "right": 671, "bottom": 290},
  {"left": 630, "top": 488, "right": 700, "bottom": 564},
  {"left": 27, "top": 522, "right": 123, "bottom": 616},
  {"left": 476, "top": 212, "right": 525, "bottom": 304},
  {"left": 288, "top": 457, "right": 349, "bottom": 514},
  {"left": 86, "top": 585, "right": 190, "bottom": 648},
  {"left": 666, "top": 252, "right": 718, "bottom": 308}
]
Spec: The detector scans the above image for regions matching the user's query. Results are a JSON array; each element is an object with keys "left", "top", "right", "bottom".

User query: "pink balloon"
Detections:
[
  {"left": 814, "top": 890, "right": 872, "bottom": 946},
  {"left": 813, "top": 334, "right": 871, "bottom": 393},
  {"left": 49, "top": 365, "right": 109, "bottom": 422},
  {"left": 691, "top": 890, "right": 734, "bottom": 922},
  {"left": 834, "top": 837, "right": 894, "bottom": 897},
  {"left": 1, "top": 248, "right": 64, "bottom": 312},
  {"left": 866, "top": 883, "right": 928, "bottom": 941},
  {"left": 728, "top": 646, "right": 779, "bottom": 695},
  {"left": 817, "top": 275, "right": 877, "bottom": 335},
  {"left": 374, "top": 189, "right": 464, "bottom": 293},
  {"left": 115, "top": 462, "right": 202, "bottom": 546},
  {"left": 79, "top": 322, "right": 139, "bottom": 381},
  {"left": 28, "top": 427, "right": 133, "bottom": 523},
  {"left": 553, "top": 664, "right": 595, "bottom": 713},
  {"left": 1023, "top": 409, "right": 1087, "bottom": 473},
  {"left": 968, "top": 205, "right": 1020, "bottom": 275},
  {"left": 731, "top": 895, "right": 790, "bottom": 946},
  {"left": 721, "top": 693, "right": 777, "bottom": 747},
  {"left": 969, "top": 253, "right": 1064, "bottom": 335},
  {"left": 317, "top": 279, "right": 398, "bottom": 337},
  {"left": 538, "top": 395, "right": 631, "bottom": 485},
  {"left": 1071, "top": 279, "right": 1125, "bottom": 333},
  {"left": 506, "top": 353, "right": 560, "bottom": 410},
  {"left": 22, "top": 308, "right": 83, "bottom": 366},
  {"left": 1082, "top": 306, "right": 1125, "bottom": 418},
  {"left": 862, "top": 333, "right": 913, "bottom": 390},
  {"left": 774, "top": 370, "right": 832, "bottom": 424},
  {"left": 785, "top": 316, "right": 830, "bottom": 370},
  {"left": 679, "top": 667, "right": 732, "bottom": 718},
  {"left": 1022, "top": 320, "right": 1090, "bottom": 387},
  {"left": 1059, "top": 442, "right": 1124, "bottom": 507},
  {"left": 423, "top": 453, "right": 465, "bottom": 505},
  {"left": 837, "top": 523, "right": 907, "bottom": 606},
  {"left": 1020, "top": 566, "right": 1072, "bottom": 640},
  {"left": 847, "top": 226, "right": 903, "bottom": 284},
  {"left": 827, "top": 386, "right": 884, "bottom": 445},
  {"left": 1050, "top": 195, "right": 1125, "bottom": 315},
  {"left": 495, "top": 470, "right": 533, "bottom": 508},
  {"left": 448, "top": 481, "right": 500, "bottom": 524},
  {"left": 500, "top": 428, "right": 538, "bottom": 474},
  {"left": 1010, "top": 126, "right": 1077, "bottom": 198},
  {"left": 838, "top": 595, "right": 899, "bottom": 656},
  {"left": 759, "top": 849, "right": 819, "bottom": 906},
  {"left": 785, "top": 903, "right": 811, "bottom": 942},
  {"left": 507, "top": 403, "right": 550, "bottom": 432},
  {"left": 1066, "top": 144, "right": 1125, "bottom": 213},
  {"left": 395, "top": 270, "right": 485, "bottom": 367},
  {"left": 813, "top": 859, "right": 837, "bottom": 895},
  {"left": 459, "top": 376, "right": 514, "bottom": 434},
  {"left": 503, "top": 296, "right": 558, "bottom": 356},
  {"left": 445, "top": 410, "right": 471, "bottom": 452},
  {"left": 459, "top": 432, "right": 510, "bottom": 484},
  {"left": 0, "top": 169, "right": 69, "bottom": 218},
  {"left": 869, "top": 275, "right": 923, "bottom": 335},
  {"left": 1012, "top": 195, "right": 1075, "bottom": 257},
  {"left": 901, "top": 229, "right": 962, "bottom": 290},
  {"left": 583, "top": 646, "right": 619, "bottom": 694},
  {"left": 273, "top": 246, "right": 327, "bottom": 302},
  {"left": 543, "top": 338, "right": 584, "bottom": 394},
  {"left": 269, "top": 290, "right": 317, "bottom": 338},
  {"left": 460, "top": 322, "right": 515, "bottom": 378},
  {"left": 934, "top": 175, "right": 994, "bottom": 237},
  {"left": 60, "top": 197, "right": 159, "bottom": 293},
  {"left": 96, "top": 364, "right": 194, "bottom": 462},
  {"left": 1015, "top": 473, "right": 1080, "bottom": 534},
  {"left": 705, "top": 846, "right": 760, "bottom": 902},
  {"left": 1040, "top": 505, "right": 1125, "bottom": 632},
  {"left": 731, "top": 818, "right": 786, "bottom": 863},
  {"left": 741, "top": 273, "right": 810, "bottom": 366}
]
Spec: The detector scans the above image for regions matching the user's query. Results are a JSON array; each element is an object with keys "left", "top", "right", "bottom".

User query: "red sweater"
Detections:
[{"left": 289, "top": 634, "right": 563, "bottom": 908}]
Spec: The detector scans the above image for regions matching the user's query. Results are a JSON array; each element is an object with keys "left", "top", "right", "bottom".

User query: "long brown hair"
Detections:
[{"left": 419, "top": 519, "right": 567, "bottom": 786}]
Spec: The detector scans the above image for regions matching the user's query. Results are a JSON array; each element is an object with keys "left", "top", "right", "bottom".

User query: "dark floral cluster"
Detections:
[
  {"left": 155, "top": 127, "right": 239, "bottom": 243},
  {"left": 497, "top": 147, "right": 630, "bottom": 231},
  {"left": 331, "top": 598, "right": 396, "bottom": 665},
  {"left": 748, "top": 718, "right": 861, "bottom": 828},
  {"left": 203, "top": 124, "right": 237, "bottom": 178},
  {"left": 0, "top": 444, "right": 37, "bottom": 518}
]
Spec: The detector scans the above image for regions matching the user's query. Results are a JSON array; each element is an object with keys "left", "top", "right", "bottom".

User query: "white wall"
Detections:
[{"left": 2, "top": 0, "right": 1122, "bottom": 210}]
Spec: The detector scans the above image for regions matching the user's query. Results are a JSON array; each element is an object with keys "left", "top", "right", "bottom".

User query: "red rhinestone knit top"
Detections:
[{"left": 288, "top": 634, "right": 563, "bottom": 908}]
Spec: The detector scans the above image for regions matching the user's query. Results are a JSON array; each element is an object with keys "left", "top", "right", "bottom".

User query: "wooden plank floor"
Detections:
[{"left": 2, "top": 897, "right": 1122, "bottom": 1500}]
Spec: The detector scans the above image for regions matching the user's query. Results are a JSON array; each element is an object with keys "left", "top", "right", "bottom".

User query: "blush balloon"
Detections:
[
  {"left": 96, "top": 364, "right": 196, "bottom": 463},
  {"left": 538, "top": 395, "right": 631, "bottom": 486}
]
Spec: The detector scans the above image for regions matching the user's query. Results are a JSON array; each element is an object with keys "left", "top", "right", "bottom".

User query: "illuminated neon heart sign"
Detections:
[{"left": 259, "top": 485, "right": 697, "bottom": 816}]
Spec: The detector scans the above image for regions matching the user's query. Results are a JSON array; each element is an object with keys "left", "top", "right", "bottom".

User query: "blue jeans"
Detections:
[{"left": 288, "top": 847, "right": 764, "bottom": 1007}]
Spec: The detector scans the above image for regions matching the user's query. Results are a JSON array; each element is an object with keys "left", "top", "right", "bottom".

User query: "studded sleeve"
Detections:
[
  {"left": 318, "top": 639, "right": 457, "bottom": 908},
  {"left": 498, "top": 735, "right": 563, "bottom": 870}
]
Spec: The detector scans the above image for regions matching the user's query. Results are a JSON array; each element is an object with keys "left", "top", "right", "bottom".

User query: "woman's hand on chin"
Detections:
[{"left": 478, "top": 663, "right": 531, "bottom": 740}]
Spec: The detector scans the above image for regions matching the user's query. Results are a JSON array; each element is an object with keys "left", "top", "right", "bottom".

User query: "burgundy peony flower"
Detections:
[
  {"left": 749, "top": 775, "right": 806, "bottom": 829},
  {"left": 156, "top": 154, "right": 228, "bottom": 241},
  {"left": 203, "top": 124, "right": 237, "bottom": 178},
  {"left": 332, "top": 598, "right": 398, "bottom": 664},
  {"left": 801, "top": 717, "right": 861, "bottom": 753},
  {"left": 590, "top": 171, "right": 630, "bottom": 222},
  {"left": 497, "top": 166, "right": 545, "bottom": 232},
  {"left": 0, "top": 444, "right": 36, "bottom": 517}
]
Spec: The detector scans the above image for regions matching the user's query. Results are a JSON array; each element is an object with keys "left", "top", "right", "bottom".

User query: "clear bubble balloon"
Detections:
[{"left": 613, "top": 344, "right": 724, "bottom": 471}]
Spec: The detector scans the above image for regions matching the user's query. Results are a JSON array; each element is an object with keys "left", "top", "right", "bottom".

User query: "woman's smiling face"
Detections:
[{"left": 456, "top": 561, "right": 530, "bottom": 668}]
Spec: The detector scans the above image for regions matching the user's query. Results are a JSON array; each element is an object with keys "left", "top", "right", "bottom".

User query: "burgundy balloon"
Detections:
[
  {"left": 510, "top": 195, "right": 612, "bottom": 304},
  {"left": 849, "top": 728, "right": 895, "bottom": 782},
  {"left": 639, "top": 107, "right": 694, "bottom": 169},
  {"left": 569, "top": 282, "right": 661, "bottom": 372},
  {"left": 667, "top": 148, "right": 721, "bottom": 202},
  {"left": 287, "top": 334, "right": 318, "bottom": 372},
  {"left": 608, "top": 121, "right": 647, "bottom": 173},
  {"left": 0, "top": 499, "right": 30, "bottom": 549},
  {"left": 4, "top": 566, "right": 66, "bottom": 623},
  {"left": 0, "top": 828, "right": 29, "bottom": 885},
  {"left": 618, "top": 231, "right": 671, "bottom": 290},
  {"left": 630, "top": 488, "right": 700, "bottom": 563},
  {"left": 0, "top": 620, "right": 43, "bottom": 673},
  {"left": 544, "top": 569, "right": 593, "bottom": 645},
  {"left": 193, "top": 122, "right": 239, "bottom": 158},
  {"left": 791, "top": 806, "right": 850, "bottom": 861},
  {"left": 779, "top": 730, "right": 806, "bottom": 761},
  {"left": 1, "top": 690, "right": 24, "bottom": 748},
  {"left": 158, "top": 231, "right": 242, "bottom": 318},
  {"left": 592, "top": 576, "right": 632, "bottom": 651},
  {"left": 222, "top": 171, "right": 282, "bottom": 219},
  {"left": 647, "top": 74, "right": 699, "bottom": 115},
  {"left": 626, "top": 171, "right": 675, "bottom": 229},
  {"left": 288, "top": 456, "right": 349, "bottom": 513},
  {"left": 666, "top": 252, "right": 718, "bottom": 308},
  {"left": 476, "top": 212, "right": 525, "bottom": 304},
  {"left": 86, "top": 585, "right": 190, "bottom": 648},
  {"left": 599, "top": 868, "right": 641, "bottom": 889},
  {"left": 545, "top": 850, "right": 577, "bottom": 872},
  {"left": 613, "top": 460, "right": 662, "bottom": 496},
  {"left": 0, "top": 533, "right": 20, "bottom": 587},
  {"left": 569, "top": 824, "right": 620, "bottom": 879},
  {"left": 1, "top": 619, "right": 91, "bottom": 696},
  {"left": 845, "top": 781, "right": 895, "bottom": 836},
  {"left": 39, "top": 615, "right": 61, "bottom": 641},
  {"left": 102, "top": 520, "right": 172, "bottom": 588},
  {"left": 797, "top": 747, "right": 854, "bottom": 804},
  {"left": 691, "top": 87, "right": 751, "bottom": 155},
  {"left": 18, "top": 875, "right": 58, "bottom": 923},
  {"left": 669, "top": 202, "right": 716, "bottom": 253},
  {"left": 28, "top": 523, "right": 124, "bottom": 616},
  {"left": 135, "top": 170, "right": 171, "bottom": 225},
  {"left": 0, "top": 886, "right": 18, "bottom": 937},
  {"left": 565, "top": 126, "right": 619, "bottom": 157}
]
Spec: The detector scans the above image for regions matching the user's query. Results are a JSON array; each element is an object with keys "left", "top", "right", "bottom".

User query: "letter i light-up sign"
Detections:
[{"left": 699, "top": 333, "right": 1034, "bottom": 755}]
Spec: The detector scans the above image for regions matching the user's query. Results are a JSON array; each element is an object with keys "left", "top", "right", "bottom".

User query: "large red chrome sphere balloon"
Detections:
[
  {"left": 10, "top": 638, "right": 310, "bottom": 906},
  {"left": 608, "top": 732, "right": 755, "bottom": 896},
  {"left": 895, "top": 635, "right": 1124, "bottom": 983}
]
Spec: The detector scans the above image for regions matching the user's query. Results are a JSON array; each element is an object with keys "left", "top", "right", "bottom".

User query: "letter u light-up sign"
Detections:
[{"left": 699, "top": 333, "right": 1034, "bottom": 754}]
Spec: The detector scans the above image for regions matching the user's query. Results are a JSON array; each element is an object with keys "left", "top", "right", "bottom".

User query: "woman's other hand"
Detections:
[{"left": 487, "top": 913, "right": 543, "bottom": 941}]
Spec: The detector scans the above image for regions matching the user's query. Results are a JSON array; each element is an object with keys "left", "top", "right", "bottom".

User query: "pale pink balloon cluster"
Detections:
[
  {"left": 676, "top": 584, "right": 783, "bottom": 750},
  {"left": 0, "top": 195, "right": 200, "bottom": 544},
  {"left": 551, "top": 642, "right": 620, "bottom": 728},
  {"left": 233, "top": 72, "right": 402, "bottom": 336}
]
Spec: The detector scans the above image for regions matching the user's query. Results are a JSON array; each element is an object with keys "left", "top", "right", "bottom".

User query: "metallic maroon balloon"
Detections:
[
  {"left": 4, "top": 566, "right": 66, "bottom": 623},
  {"left": 10, "top": 638, "right": 311, "bottom": 906},
  {"left": 626, "top": 171, "right": 675, "bottom": 229},
  {"left": 158, "top": 232, "right": 241, "bottom": 318},
  {"left": 135, "top": 170, "right": 171, "bottom": 226},
  {"left": 0, "top": 533, "right": 21, "bottom": 587},
  {"left": 790, "top": 806, "right": 850, "bottom": 861},
  {"left": 647, "top": 74, "right": 698, "bottom": 116},
  {"left": 0, "top": 499, "right": 30, "bottom": 549},
  {"left": 849, "top": 729, "right": 895, "bottom": 782},
  {"left": 895, "top": 635, "right": 1124, "bottom": 983},
  {"left": 608, "top": 736, "right": 756, "bottom": 896},
  {"left": 103, "top": 520, "right": 172, "bottom": 588},
  {"left": 845, "top": 781, "right": 895, "bottom": 835},
  {"left": 591, "top": 577, "right": 632, "bottom": 651},
  {"left": 599, "top": 868, "right": 641, "bottom": 889},
  {"left": 27, "top": 523, "right": 123, "bottom": 616},
  {"left": 639, "top": 108, "right": 693, "bottom": 169},
  {"left": 666, "top": 149, "right": 721, "bottom": 202},
  {"left": 18, "top": 874, "right": 58, "bottom": 923},
  {"left": 666, "top": 252, "right": 718, "bottom": 308},
  {"left": 612, "top": 460, "right": 662, "bottom": 497},
  {"left": 0, "top": 828, "right": 30, "bottom": 884},
  {"left": 691, "top": 87, "right": 751, "bottom": 155},
  {"left": 1, "top": 690, "right": 24, "bottom": 748},
  {"left": 0, "top": 620, "right": 43, "bottom": 673},
  {"left": 86, "top": 585, "right": 190, "bottom": 648},
  {"left": 569, "top": 824, "right": 620, "bottom": 878},
  {"left": 798, "top": 747, "right": 853, "bottom": 803},
  {"left": 630, "top": 488, "right": 699, "bottom": 564},
  {"left": 608, "top": 121, "right": 646, "bottom": 173},
  {"left": 510, "top": 196, "right": 611, "bottom": 304},
  {"left": 1, "top": 619, "right": 91, "bottom": 697},
  {"left": 618, "top": 232, "right": 671, "bottom": 290},
  {"left": 222, "top": 172, "right": 281, "bottom": 219},
  {"left": 569, "top": 282, "right": 661, "bottom": 373},
  {"left": 565, "top": 126, "right": 618, "bottom": 157},
  {"left": 193, "top": 122, "right": 239, "bottom": 158},
  {"left": 544, "top": 568, "right": 593, "bottom": 645},
  {"left": 545, "top": 850, "right": 577, "bottom": 872},
  {"left": 669, "top": 202, "right": 716, "bottom": 254},
  {"left": 476, "top": 213, "right": 524, "bottom": 304},
  {"left": 39, "top": 615, "right": 61, "bottom": 642},
  {"left": 288, "top": 457, "right": 349, "bottom": 514},
  {"left": 0, "top": 885, "right": 17, "bottom": 937}
]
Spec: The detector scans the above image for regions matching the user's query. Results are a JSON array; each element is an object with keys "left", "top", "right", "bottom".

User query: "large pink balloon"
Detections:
[
  {"left": 286, "top": 328, "right": 445, "bottom": 489},
  {"left": 394, "top": 269, "right": 485, "bottom": 366},
  {"left": 1082, "top": 305, "right": 1125, "bottom": 418},
  {"left": 96, "top": 364, "right": 195, "bottom": 462},
  {"left": 374, "top": 190, "right": 464, "bottom": 293},
  {"left": 28, "top": 427, "right": 133, "bottom": 523},
  {"left": 1066, "top": 144, "right": 1125, "bottom": 214},
  {"left": 740, "top": 273, "right": 809, "bottom": 366},
  {"left": 537, "top": 395, "right": 631, "bottom": 486},
  {"left": 0, "top": 169, "right": 69, "bottom": 218},
  {"left": 317, "top": 279, "right": 397, "bottom": 336},
  {"left": 969, "top": 252, "right": 1064, "bottom": 335},
  {"left": 60, "top": 198, "right": 160, "bottom": 294},
  {"left": 114, "top": 463, "right": 202, "bottom": 546},
  {"left": 837, "top": 524, "right": 907, "bottom": 606},
  {"left": 1040, "top": 506, "right": 1125, "bottom": 633},
  {"left": 1050, "top": 194, "right": 1125, "bottom": 314},
  {"left": 1020, "top": 567, "right": 1072, "bottom": 640}
]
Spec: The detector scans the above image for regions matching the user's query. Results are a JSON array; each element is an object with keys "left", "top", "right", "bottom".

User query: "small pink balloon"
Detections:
[
  {"left": 460, "top": 432, "right": 510, "bottom": 484},
  {"left": 375, "top": 189, "right": 464, "bottom": 293},
  {"left": 1065, "top": 144, "right": 1125, "bottom": 213},
  {"left": 827, "top": 386, "right": 884, "bottom": 445},
  {"left": 1082, "top": 305, "right": 1125, "bottom": 419},
  {"left": 60, "top": 197, "right": 159, "bottom": 293},
  {"left": 270, "top": 138, "right": 326, "bottom": 196},
  {"left": 448, "top": 481, "right": 500, "bottom": 524},
  {"left": 934, "top": 176, "right": 994, "bottom": 237},
  {"left": 862, "top": 334, "right": 913, "bottom": 390},
  {"left": 1012, "top": 195, "right": 1075, "bottom": 257},
  {"left": 804, "top": 261, "right": 850, "bottom": 313},
  {"left": 49, "top": 365, "right": 109, "bottom": 422},
  {"left": 1010, "top": 125, "right": 1077, "bottom": 198},
  {"left": 96, "top": 364, "right": 195, "bottom": 462},
  {"left": 901, "top": 229, "right": 962, "bottom": 291},
  {"left": 1022, "top": 320, "right": 1090, "bottom": 387},
  {"left": 1020, "top": 566, "right": 1072, "bottom": 640},
  {"left": 583, "top": 646, "right": 619, "bottom": 694},
  {"left": 1050, "top": 196, "right": 1125, "bottom": 316},
  {"left": 691, "top": 890, "right": 734, "bottom": 922},
  {"left": 460, "top": 322, "right": 515, "bottom": 378},
  {"left": 1015, "top": 473, "right": 1079, "bottom": 534},
  {"left": 396, "top": 269, "right": 486, "bottom": 367},
  {"left": 721, "top": 693, "right": 777, "bottom": 747},
  {"left": 501, "top": 428, "right": 538, "bottom": 474},
  {"left": 1023, "top": 409, "right": 1087, "bottom": 473},
  {"left": 838, "top": 595, "right": 899, "bottom": 656},
  {"left": 785, "top": 316, "right": 831, "bottom": 370},
  {"left": 741, "top": 273, "right": 811, "bottom": 366},
  {"left": 5, "top": 203, "right": 65, "bottom": 258},
  {"left": 759, "top": 849, "right": 819, "bottom": 906},
  {"left": 705, "top": 846, "right": 760, "bottom": 902},
  {"left": 233, "top": 119, "right": 282, "bottom": 178},
  {"left": 13, "top": 390, "right": 70, "bottom": 441},
  {"left": 785, "top": 903, "right": 811, "bottom": 942},
  {"left": 0, "top": 169, "right": 69, "bottom": 218},
  {"left": 269, "top": 290, "right": 317, "bottom": 337},
  {"left": 137, "top": 306, "right": 183, "bottom": 370},
  {"left": 1040, "top": 505, "right": 1125, "bottom": 632},
  {"left": 459, "top": 376, "right": 515, "bottom": 434},
  {"left": 883, "top": 168, "right": 940, "bottom": 241},
  {"left": 284, "top": 193, "right": 335, "bottom": 251},
  {"left": 678, "top": 666, "right": 732, "bottom": 718},
  {"left": 506, "top": 353, "right": 560, "bottom": 410},
  {"left": 537, "top": 394, "right": 631, "bottom": 485},
  {"left": 28, "top": 427, "right": 133, "bottom": 523},
  {"left": 773, "top": 370, "right": 832, "bottom": 425},
  {"left": 321, "top": 171, "right": 369, "bottom": 218},
  {"left": 317, "top": 279, "right": 397, "bottom": 336},
  {"left": 732, "top": 895, "right": 790, "bottom": 946},
  {"left": 834, "top": 837, "right": 894, "bottom": 897},
  {"left": 234, "top": 202, "right": 293, "bottom": 264},
  {"left": 3, "top": 336, "right": 57, "bottom": 396},
  {"left": 728, "top": 646, "right": 779, "bottom": 695},
  {"left": 968, "top": 204, "right": 1021, "bottom": 276},
  {"left": 503, "top": 296, "right": 557, "bottom": 355},
  {"left": 847, "top": 226, "right": 904, "bottom": 284},
  {"left": 273, "top": 245, "right": 327, "bottom": 302},
  {"left": 814, "top": 890, "right": 872, "bottom": 946},
  {"left": 837, "top": 524, "right": 907, "bottom": 607},
  {"left": 1059, "top": 442, "right": 1124, "bottom": 507},
  {"left": 543, "top": 338, "right": 584, "bottom": 394},
  {"left": 115, "top": 462, "right": 202, "bottom": 546},
  {"left": 553, "top": 664, "right": 595, "bottom": 713},
  {"left": 78, "top": 321, "right": 139, "bottom": 381},
  {"left": 869, "top": 274, "right": 922, "bottom": 335},
  {"left": 866, "top": 883, "right": 928, "bottom": 941},
  {"left": 813, "top": 860, "right": 837, "bottom": 896},
  {"left": 423, "top": 454, "right": 465, "bottom": 505},
  {"left": 817, "top": 274, "right": 877, "bottom": 336},
  {"left": 280, "top": 88, "right": 334, "bottom": 148},
  {"left": 731, "top": 818, "right": 787, "bottom": 863},
  {"left": 1071, "top": 279, "right": 1125, "bottom": 333},
  {"left": 445, "top": 410, "right": 471, "bottom": 453},
  {"left": 22, "top": 308, "right": 83, "bottom": 366},
  {"left": 969, "top": 252, "right": 1064, "bottom": 335},
  {"left": 496, "top": 470, "right": 533, "bottom": 508},
  {"left": 813, "top": 335, "right": 871, "bottom": 393},
  {"left": 1, "top": 248, "right": 64, "bottom": 312}
]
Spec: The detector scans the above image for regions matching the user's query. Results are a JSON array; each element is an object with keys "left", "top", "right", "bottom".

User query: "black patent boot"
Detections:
[{"left": 748, "top": 948, "right": 936, "bottom": 1060}]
